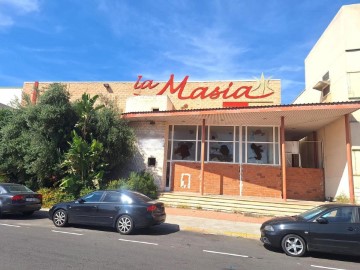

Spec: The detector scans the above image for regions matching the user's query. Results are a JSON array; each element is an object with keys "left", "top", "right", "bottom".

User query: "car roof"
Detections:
[
  {"left": 0, "top": 183, "right": 23, "bottom": 186},
  {"left": 318, "top": 203, "right": 359, "bottom": 208}
]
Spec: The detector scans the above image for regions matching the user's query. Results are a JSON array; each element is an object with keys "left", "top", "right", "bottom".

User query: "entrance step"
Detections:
[{"left": 159, "top": 192, "right": 322, "bottom": 217}]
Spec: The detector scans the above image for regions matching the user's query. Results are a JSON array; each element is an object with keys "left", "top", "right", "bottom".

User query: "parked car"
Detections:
[
  {"left": 0, "top": 183, "right": 42, "bottom": 217},
  {"left": 49, "top": 189, "right": 166, "bottom": 235},
  {"left": 260, "top": 203, "right": 360, "bottom": 257}
]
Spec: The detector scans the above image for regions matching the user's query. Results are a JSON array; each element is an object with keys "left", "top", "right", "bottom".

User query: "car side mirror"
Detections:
[
  {"left": 77, "top": 198, "right": 85, "bottom": 204},
  {"left": 316, "top": 217, "right": 328, "bottom": 224}
]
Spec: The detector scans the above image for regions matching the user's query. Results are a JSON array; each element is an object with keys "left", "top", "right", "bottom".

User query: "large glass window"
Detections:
[
  {"left": 167, "top": 125, "right": 279, "bottom": 165},
  {"left": 171, "top": 126, "right": 197, "bottom": 161},
  {"left": 208, "top": 126, "right": 234, "bottom": 162},
  {"left": 243, "top": 126, "right": 279, "bottom": 165}
]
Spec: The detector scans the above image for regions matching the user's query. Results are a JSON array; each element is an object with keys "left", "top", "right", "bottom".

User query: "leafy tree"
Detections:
[
  {"left": 61, "top": 131, "right": 106, "bottom": 196},
  {"left": 92, "top": 107, "right": 135, "bottom": 177},
  {"left": 74, "top": 93, "right": 104, "bottom": 140},
  {"left": 0, "top": 84, "right": 77, "bottom": 189}
]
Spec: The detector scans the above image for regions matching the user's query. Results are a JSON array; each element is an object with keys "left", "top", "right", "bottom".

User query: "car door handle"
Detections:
[{"left": 347, "top": 227, "right": 354, "bottom": 231}]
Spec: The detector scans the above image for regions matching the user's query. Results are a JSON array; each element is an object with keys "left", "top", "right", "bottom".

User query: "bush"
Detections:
[
  {"left": 106, "top": 171, "right": 158, "bottom": 199},
  {"left": 105, "top": 179, "right": 127, "bottom": 190},
  {"left": 37, "top": 188, "right": 76, "bottom": 208},
  {"left": 79, "top": 186, "right": 96, "bottom": 197},
  {"left": 335, "top": 193, "right": 350, "bottom": 203}
]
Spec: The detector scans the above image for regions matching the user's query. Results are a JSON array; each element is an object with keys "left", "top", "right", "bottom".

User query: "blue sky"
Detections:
[{"left": 0, "top": 0, "right": 359, "bottom": 104}]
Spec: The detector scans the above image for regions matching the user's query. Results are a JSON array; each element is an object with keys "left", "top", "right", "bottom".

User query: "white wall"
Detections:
[
  {"left": 126, "top": 121, "right": 168, "bottom": 191},
  {"left": 125, "top": 95, "right": 174, "bottom": 113},
  {"left": 317, "top": 117, "right": 349, "bottom": 198}
]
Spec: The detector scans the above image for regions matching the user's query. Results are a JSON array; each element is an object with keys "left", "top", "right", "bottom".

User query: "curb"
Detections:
[{"left": 181, "top": 226, "right": 260, "bottom": 240}]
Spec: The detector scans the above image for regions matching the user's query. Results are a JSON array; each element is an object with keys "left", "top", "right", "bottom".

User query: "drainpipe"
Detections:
[
  {"left": 281, "top": 116, "right": 287, "bottom": 201},
  {"left": 200, "top": 119, "right": 205, "bottom": 195},
  {"left": 31, "top": 81, "right": 39, "bottom": 104},
  {"left": 345, "top": 114, "right": 355, "bottom": 204}
]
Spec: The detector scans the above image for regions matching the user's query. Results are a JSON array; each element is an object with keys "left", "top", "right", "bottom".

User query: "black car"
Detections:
[
  {"left": 49, "top": 189, "right": 166, "bottom": 235},
  {"left": 260, "top": 204, "right": 360, "bottom": 257},
  {"left": 0, "top": 183, "right": 42, "bottom": 217}
]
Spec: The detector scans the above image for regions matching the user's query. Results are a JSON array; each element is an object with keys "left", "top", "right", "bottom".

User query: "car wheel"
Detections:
[
  {"left": 53, "top": 209, "right": 68, "bottom": 227},
  {"left": 116, "top": 215, "right": 134, "bottom": 235},
  {"left": 22, "top": 211, "right": 34, "bottom": 216},
  {"left": 281, "top": 234, "right": 306, "bottom": 257}
]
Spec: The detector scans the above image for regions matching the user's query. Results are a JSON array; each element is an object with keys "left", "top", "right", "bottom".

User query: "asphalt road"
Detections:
[{"left": 0, "top": 211, "right": 359, "bottom": 270}]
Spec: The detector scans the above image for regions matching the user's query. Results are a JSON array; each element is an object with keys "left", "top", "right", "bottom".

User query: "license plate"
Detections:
[{"left": 26, "top": 198, "right": 39, "bottom": 202}]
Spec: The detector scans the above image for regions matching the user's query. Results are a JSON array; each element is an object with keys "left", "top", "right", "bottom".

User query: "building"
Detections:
[
  {"left": 294, "top": 4, "right": 360, "bottom": 202},
  {"left": 22, "top": 71, "right": 360, "bottom": 202},
  {"left": 19, "top": 4, "right": 360, "bottom": 203}
]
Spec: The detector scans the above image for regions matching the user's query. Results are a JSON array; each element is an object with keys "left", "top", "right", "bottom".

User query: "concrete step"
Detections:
[{"left": 159, "top": 192, "right": 321, "bottom": 217}]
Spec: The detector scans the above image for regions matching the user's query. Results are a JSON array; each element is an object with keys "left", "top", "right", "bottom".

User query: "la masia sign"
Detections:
[
  {"left": 25, "top": 73, "right": 281, "bottom": 109},
  {"left": 133, "top": 73, "right": 280, "bottom": 107}
]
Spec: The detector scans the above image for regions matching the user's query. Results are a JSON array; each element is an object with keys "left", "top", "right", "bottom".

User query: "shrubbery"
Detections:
[
  {"left": 105, "top": 171, "right": 159, "bottom": 199},
  {"left": 37, "top": 188, "right": 76, "bottom": 208},
  {"left": 38, "top": 171, "right": 158, "bottom": 207}
]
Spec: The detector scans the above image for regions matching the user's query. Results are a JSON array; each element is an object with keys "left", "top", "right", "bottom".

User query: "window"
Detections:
[
  {"left": 103, "top": 192, "right": 120, "bottom": 203},
  {"left": 208, "top": 126, "right": 234, "bottom": 162},
  {"left": 82, "top": 191, "right": 104, "bottom": 203},
  {"left": 171, "top": 125, "right": 197, "bottom": 161},
  {"left": 352, "top": 149, "right": 360, "bottom": 175},
  {"left": 321, "top": 207, "right": 355, "bottom": 223},
  {"left": 243, "top": 126, "right": 279, "bottom": 165},
  {"left": 148, "top": 157, "right": 156, "bottom": 167},
  {"left": 347, "top": 72, "right": 360, "bottom": 99}
]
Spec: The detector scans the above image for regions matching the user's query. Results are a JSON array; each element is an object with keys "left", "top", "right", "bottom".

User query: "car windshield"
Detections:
[
  {"left": 4, "top": 185, "right": 33, "bottom": 193},
  {"left": 298, "top": 205, "right": 329, "bottom": 220}
]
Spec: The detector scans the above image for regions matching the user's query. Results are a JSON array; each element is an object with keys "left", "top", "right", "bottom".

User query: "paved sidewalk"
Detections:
[{"left": 165, "top": 207, "right": 271, "bottom": 239}]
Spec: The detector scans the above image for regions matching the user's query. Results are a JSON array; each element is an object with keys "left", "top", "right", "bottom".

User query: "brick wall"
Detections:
[
  {"left": 172, "top": 162, "right": 324, "bottom": 200},
  {"left": 172, "top": 162, "right": 240, "bottom": 195},
  {"left": 241, "top": 164, "right": 324, "bottom": 200},
  {"left": 286, "top": 167, "right": 324, "bottom": 200},
  {"left": 23, "top": 77, "right": 281, "bottom": 111},
  {"left": 242, "top": 164, "right": 282, "bottom": 198}
]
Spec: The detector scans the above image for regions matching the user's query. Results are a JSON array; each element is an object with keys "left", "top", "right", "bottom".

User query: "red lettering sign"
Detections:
[{"left": 133, "top": 74, "right": 274, "bottom": 100}]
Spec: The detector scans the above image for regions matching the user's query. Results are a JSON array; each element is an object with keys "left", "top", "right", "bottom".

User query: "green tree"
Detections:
[
  {"left": 0, "top": 84, "right": 77, "bottom": 189},
  {"left": 74, "top": 93, "right": 104, "bottom": 140},
  {"left": 61, "top": 131, "right": 106, "bottom": 195},
  {"left": 92, "top": 107, "right": 135, "bottom": 177}
]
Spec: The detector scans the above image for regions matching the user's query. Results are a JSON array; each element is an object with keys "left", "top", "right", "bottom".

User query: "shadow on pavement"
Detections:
[
  {"left": 309, "top": 252, "right": 360, "bottom": 263},
  {"left": 70, "top": 222, "right": 180, "bottom": 236},
  {"left": 0, "top": 210, "right": 49, "bottom": 220},
  {"left": 263, "top": 244, "right": 360, "bottom": 263}
]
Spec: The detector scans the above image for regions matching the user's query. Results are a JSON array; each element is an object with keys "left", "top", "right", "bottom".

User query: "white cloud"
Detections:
[{"left": 0, "top": 0, "right": 40, "bottom": 28}]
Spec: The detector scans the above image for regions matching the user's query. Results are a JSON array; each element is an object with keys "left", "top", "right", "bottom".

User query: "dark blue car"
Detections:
[
  {"left": 49, "top": 189, "right": 166, "bottom": 235},
  {"left": 260, "top": 204, "right": 360, "bottom": 257},
  {"left": 0, "top": 183, "right": 42, "bottom": 217}
]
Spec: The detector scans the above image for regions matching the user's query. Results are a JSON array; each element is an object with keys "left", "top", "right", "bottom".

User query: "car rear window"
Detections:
[
  {"left": 128, "top": 191, "right": 152, "bottom": 203},
  {"left": 4, "top": 185, "right": 33, "bottom": 193}
]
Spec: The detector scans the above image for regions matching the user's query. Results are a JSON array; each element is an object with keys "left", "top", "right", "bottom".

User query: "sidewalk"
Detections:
[{"left": 165, "top": 207, "right": 271, "bottom": 239}]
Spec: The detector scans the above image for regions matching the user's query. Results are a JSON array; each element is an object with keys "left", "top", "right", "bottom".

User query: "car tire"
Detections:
[
  {"left": 22, "top": 211, "right": 34, "bottom": 216},
  {"left": 53, "top": 209, "right": 68, "bottom": 227},
  {"left": 116, "top": 215, "right": 134, "bottom": 235},
  {"left": 281, "top": 234, "right": 307, "bottom": 257}
]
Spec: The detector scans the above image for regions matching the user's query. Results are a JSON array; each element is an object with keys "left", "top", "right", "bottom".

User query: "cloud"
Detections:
[{"left": 0, "top": 0, "right": 40, "bottom": 28}]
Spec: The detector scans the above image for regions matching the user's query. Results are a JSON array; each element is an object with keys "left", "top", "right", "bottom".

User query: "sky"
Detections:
[{"left": 0, "top": 0, "right": 359, "bottom": 105}]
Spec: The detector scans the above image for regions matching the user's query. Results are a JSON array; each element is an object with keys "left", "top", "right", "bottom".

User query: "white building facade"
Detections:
[{"left": 294, "top": 4, "right": 360, "bottom": 201}]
